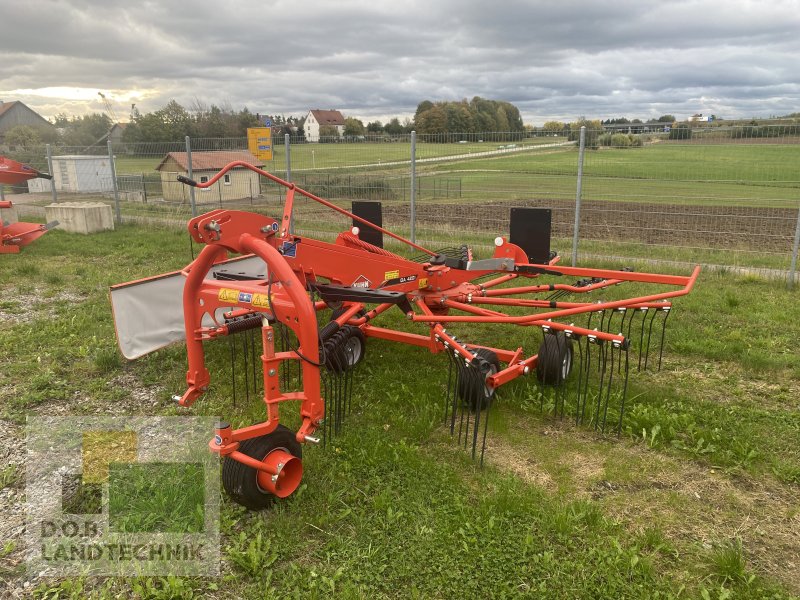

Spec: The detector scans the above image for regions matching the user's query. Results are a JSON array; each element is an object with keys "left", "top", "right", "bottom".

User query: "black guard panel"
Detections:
[
  {"left": 351, "top": 201, "right": 383, "bottom": 248},
  {"left": 509, "top": 207, "right": 552, "bottom": 264}
]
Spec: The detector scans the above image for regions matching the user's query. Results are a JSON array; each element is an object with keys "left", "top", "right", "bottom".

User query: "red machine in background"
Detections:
[
  {"left": 0, "top": 156, "right": 57, "bottom": 253},
  {"left": 111, "top": 161, "right": 699, "bottom": 510}
]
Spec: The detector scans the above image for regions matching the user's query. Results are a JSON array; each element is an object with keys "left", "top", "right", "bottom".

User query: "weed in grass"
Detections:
[
  {"left": 0, "top": 299, "right": 19, "bottom": 311},
  {"left": 225, "top": 530, "right": 278, "bottom": 577},
  {"left": 545, "top": 500, "right": 605, "bottom": 539},
  {"left": 567, "top": 498, "right": 607, "bottom": 531},
  {"left": 13, "top": 263, "right": 39, "bottom": 277},
  {"left": 44, "top": 272, "right": 65, "bottom": 286},
  {"left": 32, "top": 576, "right": 92, "bottom": 600},
  {"left": 706, "top": 539, "right": 754, "bottom": 586},
  {"left": 16, "top": 370, "right": 69, "bottom": 408},
  {"left": 699, "top": 585, "right": 734, "bottom": 600},
  {"left": 771, "top": 460, "right": 800, "bottom": 485},
  {"left": 130, "top": 575, "right": 198, "bottom": 599},
  {"left": 0, "top": 541, "right": 15, "bottom": 558},
  {"left": 92, "top": 347, "right": 121, "bottom": 373},
  {"left": 723, "top": 292, "right": 740, "bottom": 309},
  {"left": 0, "top": 464, "right": 19, "bottom": 489},
  {"left": 637, "top": 526, "right": 678, "bottom": 557}
]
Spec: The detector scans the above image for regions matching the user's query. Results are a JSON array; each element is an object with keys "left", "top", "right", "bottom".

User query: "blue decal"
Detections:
[
  {"left": 271, "top": 222, "right": 279, "bottom": 232},
  {"left": 280, "top": 241, "right": 298, "bottom": 258},
  {"left": 239, "top": 292, "right": 253, "bottom": 303}
]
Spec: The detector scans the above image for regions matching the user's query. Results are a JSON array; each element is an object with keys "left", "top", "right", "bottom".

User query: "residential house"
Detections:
[
  {"left": 0, "top": 100, "right": 54, "bottom": 142},
  {"left": 155, "top": 151, "right": 265, "bottom": 202},
  {"left": 108, "top": 123, "right": 128, "bottom": 145},
  {"left": 303, "top": 109, "right": 345, "bottom": 142}
]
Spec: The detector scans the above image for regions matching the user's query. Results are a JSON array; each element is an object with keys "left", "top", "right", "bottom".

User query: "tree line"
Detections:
[
  {"left": 414, "top": 97, "right": 524, "bottom": 135},
  {"left": 2, "top": 96, "right": 535, "bottom": 150},
  {"left": 19, "top": 99, "right": 783, "bottom": 151}
]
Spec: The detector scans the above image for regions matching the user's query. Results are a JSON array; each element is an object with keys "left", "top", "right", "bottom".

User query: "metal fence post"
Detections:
[
  {"left": 46, "top": 144, "right": 57, "bottom": 204},
  {"left": 107, "top": 140, "right": 121, "bottom": 224},
  {"left": 285, "top": 134, "right": 292, "bottom": 181},
  {"left": 185, "top": 136, "right": 197, "bottom": 217},
  {"left": 285, "top": 134, "right": 293, "bottom": 234},
  {"left": 410, "top": 130, "right": 417, "bottom": 244},
  {"left": 789, "top": 204, "right": 800, "bottom": 290},
  {"left": 571, "top": 126, "right": 586, "bottom": 266}
]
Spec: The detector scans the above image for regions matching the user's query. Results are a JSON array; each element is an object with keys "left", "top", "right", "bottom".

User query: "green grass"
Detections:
[
  {"left": 112, "top": 137, "right": 564, "bottom": 176},
  {"left": 108, "top": 463, "right": 206, "bottom": 533},
  {"left": 4, "top": 223, "right": 799, "bottom": 599},
  {"left": 425, "top": 144, "right": 800, "bottom": 208}
]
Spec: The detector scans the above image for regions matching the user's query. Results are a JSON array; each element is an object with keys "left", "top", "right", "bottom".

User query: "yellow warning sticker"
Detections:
[
  {"left": 218, "top": 288, "right": 240, "bottom": 303},
  {"left": 252, "top": 292, "right": 270, "bottom": 309},
  {"left": 418, "top": 278, "right": 428, "bottom": 289},
  {"left": 385, "top": 269, "right": 400, "bottom": 280}
]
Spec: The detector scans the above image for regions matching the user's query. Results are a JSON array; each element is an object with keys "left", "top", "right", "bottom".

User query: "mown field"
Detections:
[
  {"left": 111, "top": 136, "right": 564, "bottom": 176},
  {"left": 1, "top": 224, "right": 798, "bottom": 599},
  {"left": 111, "top": 136, "right": 800, "bottom": 207}
]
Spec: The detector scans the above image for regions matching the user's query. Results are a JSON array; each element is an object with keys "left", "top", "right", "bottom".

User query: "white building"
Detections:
[
  {"left": 304, "top": 109, "right": 345, "bottom": 142},
  {"left": 27, "top": 155, "right": 114, "bottom": 193}
]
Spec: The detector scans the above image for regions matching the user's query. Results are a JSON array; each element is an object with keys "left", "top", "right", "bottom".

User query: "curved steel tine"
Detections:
[
  {"left": 638, "top": 308, "right": 649, "bottom": 371},
  {"left": 658, "top": 308, "right": 671, "bottom": 371},
  {"left": 617, "top": 346, "right": 630, "bottom": 436},
  {"left": 601, "top": 344, "right": 616, "bottom": 434},
  {"left": 643, "top": 308, "right": 659, "bottom": 371},
  {"left": 594, "top": 341, "right": 608, "bottom": 430},
  {"left": 480, "top": 394, "right": 491, "bottom": 467}
]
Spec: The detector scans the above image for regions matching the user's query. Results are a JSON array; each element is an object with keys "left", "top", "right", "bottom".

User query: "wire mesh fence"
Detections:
[
  {"left": 576, "top": 125, "right": 800, "bottom": 280},
  {"left": 2, "top": 124, "right": 798, "bottom": 285}
]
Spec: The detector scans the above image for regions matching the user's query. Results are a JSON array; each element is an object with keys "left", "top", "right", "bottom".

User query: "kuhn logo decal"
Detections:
[{"left": 351, "top": 275, "right": 371, "bottom": 289}]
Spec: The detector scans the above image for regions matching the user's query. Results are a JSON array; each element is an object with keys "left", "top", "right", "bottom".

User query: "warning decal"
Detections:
[
  {"left": 252, "top": 292, "right": 270, "bottom": 309},
  {"left": 218, "top": 288, "right": 241, "bottom": 303}
]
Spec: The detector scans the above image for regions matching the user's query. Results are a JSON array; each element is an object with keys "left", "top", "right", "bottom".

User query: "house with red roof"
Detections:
[
  {"left": 303, "top": 109, "right": 345, "bottom": 142},
  {"left": 155, "top": 151, "right": 265, "bottom": 202}
]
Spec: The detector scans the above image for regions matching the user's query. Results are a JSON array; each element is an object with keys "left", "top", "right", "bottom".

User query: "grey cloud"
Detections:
[{"left": 0, "top": 0, "right": 798, "bottom": 123}]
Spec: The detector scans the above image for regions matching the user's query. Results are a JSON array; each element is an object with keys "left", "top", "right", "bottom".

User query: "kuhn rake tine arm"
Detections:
[
  {"left": 480, "top": 278, "right": 623, "bottom": 298},
  {"left": 181, "top": 161, "right": 437, "bottom": 256},
  {"left": 411, "top": 265, "right": 699, "bottom": 326}
]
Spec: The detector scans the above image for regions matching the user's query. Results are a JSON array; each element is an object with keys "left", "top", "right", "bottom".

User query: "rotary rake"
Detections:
[
  {"left": 0, "top": 156, "right": 57, "bottom": 253},
  {"left": 111, "top": 161, "right": 699, "bottom": 510}
]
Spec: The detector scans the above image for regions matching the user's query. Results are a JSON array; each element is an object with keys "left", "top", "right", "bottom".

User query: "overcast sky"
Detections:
[{"left": 1, "top": 0, "right": 798, "bottom": 125}]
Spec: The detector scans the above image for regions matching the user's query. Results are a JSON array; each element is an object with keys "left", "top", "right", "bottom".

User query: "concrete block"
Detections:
[
  {"left": 0, "top": 204, "right": 19, "bottom": 225},
  {"left": 45, "top": 202, "right": 115, "bottom": 234},
  {"left": 120, "top": 191, "right": 145, "bottom": 203}
]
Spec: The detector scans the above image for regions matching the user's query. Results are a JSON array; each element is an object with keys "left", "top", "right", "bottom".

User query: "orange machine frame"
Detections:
[{"left": 164, "top": 162, "right": 698, "bottom": 484}]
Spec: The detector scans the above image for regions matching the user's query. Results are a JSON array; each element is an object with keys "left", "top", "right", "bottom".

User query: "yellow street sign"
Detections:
[{"left": 247, "top": 127, "right": 273, "bottom": 161}]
